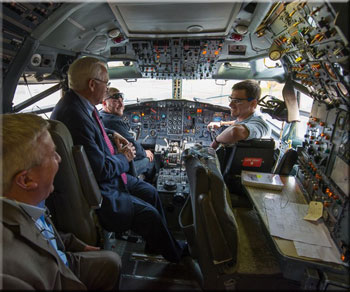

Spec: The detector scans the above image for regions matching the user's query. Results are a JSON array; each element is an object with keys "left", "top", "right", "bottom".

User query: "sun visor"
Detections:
[{"left": 282, "top": 77, "right": 300, "bottom": 122}]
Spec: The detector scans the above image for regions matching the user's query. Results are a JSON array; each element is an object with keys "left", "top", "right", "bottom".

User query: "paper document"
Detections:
[
  {"left": 264, "top": 197, "right": 332, "bottom": 247},
  {"left": 294, "top": 240, "right": 343, "bottom": 265},
  {"left": 304, "top": 201, "right": 323, "bottom": 221},
  {"left": 242, "top": 171, "right": 284, "bottom": 190}
]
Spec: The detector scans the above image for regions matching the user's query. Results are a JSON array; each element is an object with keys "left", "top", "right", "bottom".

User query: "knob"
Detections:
[
  {"left": 173, "top": 192, "right": 186, "bottom": 205},
  {"left": 164, "top": 180, "right": 177, "bottom": 191}
]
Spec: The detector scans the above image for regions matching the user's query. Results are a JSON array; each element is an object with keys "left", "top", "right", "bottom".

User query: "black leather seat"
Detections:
[
  {"left": 46, "top": 119, "right": 103, "bottom": 246},
  {"left": 180, "top": 145, "right": 282, "bottom": 290},
  {"left": 217, "top": 138, "right": 276, "bottom": 207},
  {"left": 274, "top": 148, "right": 298, "bottom": 175}
]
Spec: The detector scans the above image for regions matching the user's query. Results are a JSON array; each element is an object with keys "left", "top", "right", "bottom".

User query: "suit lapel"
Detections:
[{"left": 2, "top": 203, "right": 79, "bottom": 282}]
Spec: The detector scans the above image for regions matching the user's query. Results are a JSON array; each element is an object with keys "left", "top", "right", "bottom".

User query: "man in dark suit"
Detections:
[
  {"left": 1, "top": 113, "right": 121, "bottom": 290},
  {"left": 100, "top": 87, "right": 155, "bottom": 179},
  {"left": 51, "top": 56, "right": 186, "bottom": 263}
]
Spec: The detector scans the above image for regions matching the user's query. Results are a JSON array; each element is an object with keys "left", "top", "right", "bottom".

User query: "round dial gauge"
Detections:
[
  {"left": 336, "top": 82, "right": 349, "bottom": 97},
  {"left": 324, "top": 62, "right": 337, "bottom": 80},
  {"left": 131, "top": 114, "right": 140, "bottom": 123},
  {"left": 332, "top": 205, "right": 340, "bottom": 218},
  {"left": 269, "top": 50, "right": 281, "bottom": 61}
]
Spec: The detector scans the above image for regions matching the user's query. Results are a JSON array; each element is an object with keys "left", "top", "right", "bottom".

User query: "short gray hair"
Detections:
[
  {"left": 1, "top": 113, "right": 50, "bottom": 193},
  {"left": 68, "top": 56, "right": 107, "bottom": 91}
]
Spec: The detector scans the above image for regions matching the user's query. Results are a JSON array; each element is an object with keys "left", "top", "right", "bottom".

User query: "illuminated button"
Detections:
[{"left": 323, "top": 201, "right": 331, "bottom": 207}]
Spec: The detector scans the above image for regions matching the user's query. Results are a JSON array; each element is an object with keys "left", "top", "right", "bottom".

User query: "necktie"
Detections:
[
  {"left": 37, "top": 215, "right": 68, "bottom": 266},
  {"left": 93, "top": 109, "right": 127, "bottom": 184}
]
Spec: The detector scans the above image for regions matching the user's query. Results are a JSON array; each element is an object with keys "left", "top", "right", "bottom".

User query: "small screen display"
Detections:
[{"left": 331, "top": 156, "right": 349, "bottom": 196}]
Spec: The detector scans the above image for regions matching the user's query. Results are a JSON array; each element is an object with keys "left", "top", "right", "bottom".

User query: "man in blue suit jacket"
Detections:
[
  {"left": 51, "top": 56, "right": 186, "bottom": 263},
  {"left": 100, "top": 87, "right": 155, "bottom": 179}
]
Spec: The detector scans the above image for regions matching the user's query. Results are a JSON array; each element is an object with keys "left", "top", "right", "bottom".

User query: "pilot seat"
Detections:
[
  {"left": 46, "top": 119, "right": 103, "bottom": 246},
  {"left": 217, "top": 138, "right": 277, "bottom": 207},
  {"left": 179, "top": 145, "right": 287, "bottom": 290}
]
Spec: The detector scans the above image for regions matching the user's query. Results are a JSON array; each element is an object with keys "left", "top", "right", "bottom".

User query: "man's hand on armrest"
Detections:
[
  {"left": 119, "top": 143, "right": 136, "bottom": 162},
  {"left": 113, "top": 132, "right": 129, "bottom": 151},
  {"left": 145, "top": 150, "right": 154, "bottom": 162}
]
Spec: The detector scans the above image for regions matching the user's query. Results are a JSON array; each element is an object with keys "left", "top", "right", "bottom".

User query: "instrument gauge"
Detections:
[
  {"left": 324, "top": 62, "right": 337, "bottom": 80},
  {"left": 131, "top": 114, "right": 141, "bottom": 123},
  {"left": 336, "top": 82, "right": 349, "bottom": 98},
  {"left": 332, "top": 205, "right": 340, "bottom": 218}
]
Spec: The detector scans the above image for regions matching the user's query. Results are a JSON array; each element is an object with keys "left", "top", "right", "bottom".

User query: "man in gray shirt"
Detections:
[{"left": 208, "top": 80, "right": 270, "bottom": 149}]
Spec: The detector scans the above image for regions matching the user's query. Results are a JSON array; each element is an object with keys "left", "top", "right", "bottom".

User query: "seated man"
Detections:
[
  {"left": 207, "top": 80, "right": 271, "bottom": 149},
  {"left": 100, "top": 87, "right": 155, "bottom": 179},
  {"left": 1, "top": 113, "right": 121, "bottom": 290},
  {"left": 51, "top": 56, "right": 186, "bottom": 263}
]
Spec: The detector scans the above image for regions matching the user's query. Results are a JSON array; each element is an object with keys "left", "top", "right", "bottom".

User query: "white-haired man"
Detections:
[{"left": 51, "top": 57, "right": 187, "bottom": 263}]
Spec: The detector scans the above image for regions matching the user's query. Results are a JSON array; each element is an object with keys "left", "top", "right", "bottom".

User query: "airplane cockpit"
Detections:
[{"left": 1, "top": 1, "right": 349, "bottom": 290}]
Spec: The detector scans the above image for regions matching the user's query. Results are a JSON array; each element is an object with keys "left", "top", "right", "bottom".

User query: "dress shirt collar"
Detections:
[
  {"left": 100, "top": 110, "right": 123, "bottom": 120},
  {"left": 73, "top": 90, "right": 95, "bottom": 117},
  {"left": 0, "top": 197, "right": 45, "bottom": 220}
]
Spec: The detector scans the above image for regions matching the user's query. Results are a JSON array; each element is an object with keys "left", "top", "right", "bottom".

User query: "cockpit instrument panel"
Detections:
[
  {"left": 257, "top": 1, "right": 350, "bottom": 264},
  {"left": 123, "top": 99, "right": 230, "bottom": 147}
]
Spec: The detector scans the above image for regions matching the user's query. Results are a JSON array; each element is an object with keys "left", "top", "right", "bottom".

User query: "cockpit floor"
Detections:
[{"left": 105, "top": 232, "right": 201, "bottom": 290}]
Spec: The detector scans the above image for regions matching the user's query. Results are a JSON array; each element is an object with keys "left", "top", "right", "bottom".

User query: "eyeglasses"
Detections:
[
  {"left": 34, "top": 220, "right": 57, "bottom": 241},
  {"left": 38, "top": 227, "right": 57, "bottom": 241},
  {"left": 93, "top": 78, "right": 111, "bottom": 87},
  {"left": 228, "top": 96, "right": 255, "bottom": 104},
  {"left": 106, "top": 92, "right": 124, "bottom": 101}
]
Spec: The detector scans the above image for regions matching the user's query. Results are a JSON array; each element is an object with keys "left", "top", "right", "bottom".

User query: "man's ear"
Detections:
[
  {"left": 251, "top": 99, "right": 258, "bottom": 109},
  {"left": 88, "top": 79, "right": 95, "bottom": 92},
  {"left": 14, "top": 170, "right": 38, "bottom": 190}
]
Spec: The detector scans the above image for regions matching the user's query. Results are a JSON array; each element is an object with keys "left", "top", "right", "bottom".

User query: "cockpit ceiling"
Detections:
[
  {"left": 4, "top": 1, "right": 286, "bottom": 82},
  {"left": 108, "top": 2, "right": 241, "bottom": 38}
]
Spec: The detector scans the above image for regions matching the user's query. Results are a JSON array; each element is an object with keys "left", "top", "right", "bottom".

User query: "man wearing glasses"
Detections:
[
  {"left": 51, "top": 57, "right": 187, "bottom": 264},
  {"left": 208, "top": 80, "right": 270, "bottom": 149},
  {"left": 100, "top": 87, "right": 155, "bottom": 180}
]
